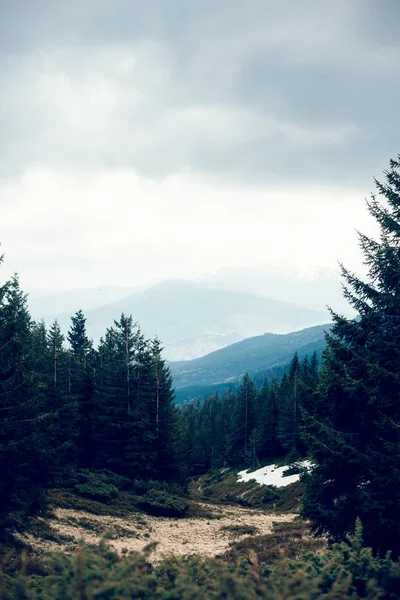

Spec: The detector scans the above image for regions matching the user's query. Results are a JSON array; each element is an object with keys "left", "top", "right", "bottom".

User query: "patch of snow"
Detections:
[{"left": 237, "top": 460, "right": 313, "bottom": 488}]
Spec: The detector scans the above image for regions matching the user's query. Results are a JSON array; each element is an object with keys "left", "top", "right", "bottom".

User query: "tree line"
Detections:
[
  {"left": 178, "top": 352, "right": 319, "bottom": 475},
  {"left": 0, "top": 282, "right": 178, "bottom": 518}
]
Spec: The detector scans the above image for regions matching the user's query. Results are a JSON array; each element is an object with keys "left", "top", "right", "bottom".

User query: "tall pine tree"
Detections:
[
  {"left": 302, "top": 156, "right": 400, "bottom": 556},
  {"left": 67, "top": 310, "right": 95, "bottom": 468}
]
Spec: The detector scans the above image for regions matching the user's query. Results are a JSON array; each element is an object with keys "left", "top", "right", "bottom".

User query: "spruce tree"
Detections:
[
  {"left": 67, "top": 310, "right": 95, "bottom": 467},
  {"left": 302, "top": 156, "right": 400, "bottom": 555},
  {"left": 150, "top": 338, "right": 178, "bottom": 480},
  {"left": 125, "top": 320, "right": 157, "bottom": 476},
  {"left": 259, "top": 378, "right": 280, "bottom": 459},
  {"left": 47, "top": 320, "right": 78, "bottom": 477},
  {"left": 231, "top": 373, "right": 257, "bottom": 465},
  {"left": 0, "top": 276, "right": 52, "bottom": 513},
  {"left": 276, "top": 353, "right": 301, "bottom": 457}
]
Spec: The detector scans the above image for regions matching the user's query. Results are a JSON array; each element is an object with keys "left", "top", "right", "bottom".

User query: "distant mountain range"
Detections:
[
  {"left": 27, "top": 285, "right": 139, "bottom": 317},
  {"left": 197, "top": 265, "right": 353, "bottom": 316},
  {"left": 170, "top": 323, "right": 330, "bottom": 403},
  {"left": 29, "top": 280, "right": 329, "bottom": 361}
]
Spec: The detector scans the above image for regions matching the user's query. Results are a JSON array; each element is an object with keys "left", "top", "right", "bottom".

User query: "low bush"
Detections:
[
  {"left": 100, "top": 470, "right": 132, "bottom": 491},
  {"left": 138, "top": 489, "right": 189, "bottom": 518},
  {"left": 262, "top": 486, "right": 280, "bottom": 504},
  {"left": 1, "top": 520, "right": 399, "bottom": 599},
  {"left": 282, "top": 462, "right": 308, "bottom": 477},
  {"left": 74, "top": 471, "right": 119, "bottom": 502},
  {"left": 274, "top": 480, "right": 304, "bottom": 512},
  {"left": 48, "top": 488, "right": 133, "bottom": 518},
  {"left": 222, "top": 519, "right": 324, "bottom": 566}
]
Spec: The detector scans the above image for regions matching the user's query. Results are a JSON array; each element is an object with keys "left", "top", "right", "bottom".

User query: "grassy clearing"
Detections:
[
  {"left": 2, "top": 467, "right": 305, "bottom": 575},
  {"left": 10, "top": 499, "right": 295, "bottom": 563}
]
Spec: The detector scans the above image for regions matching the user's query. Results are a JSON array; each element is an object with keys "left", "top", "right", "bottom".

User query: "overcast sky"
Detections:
[{"left": 1, "top": 0, "right": 398, "bottom": 290}]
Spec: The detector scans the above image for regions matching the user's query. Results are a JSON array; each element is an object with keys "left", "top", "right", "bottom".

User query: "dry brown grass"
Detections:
[{"left": 16, "top": 502, "right": 296, "bottom": 563}]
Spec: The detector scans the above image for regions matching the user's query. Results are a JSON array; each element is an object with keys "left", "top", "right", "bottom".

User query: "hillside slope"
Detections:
[{"left": 170, "top": 323, "right": 330, "bottom": 401}]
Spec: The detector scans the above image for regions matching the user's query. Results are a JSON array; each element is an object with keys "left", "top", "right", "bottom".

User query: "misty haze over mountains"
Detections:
[
  {"left": 197, "top": 265, "right": 352, "bottom": 314},
  {"left": 171, "top": 323, "right": 329, "bottom": 403},
  {"left": 26, "top": 266, "right": 346, "bottom": 361}
]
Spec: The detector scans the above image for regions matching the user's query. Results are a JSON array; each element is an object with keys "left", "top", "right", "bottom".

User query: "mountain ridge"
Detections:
[
  {"left": 170, "top": 323, "right": 331, "bottom": 402},
  {"left": 36, "top": 280, "right": 329, "bottom": 361}
]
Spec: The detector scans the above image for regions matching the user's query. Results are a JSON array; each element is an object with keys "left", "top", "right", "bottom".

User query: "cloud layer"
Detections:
[{"left": 0, "top": 1, "right": 396, "bottom": 288}]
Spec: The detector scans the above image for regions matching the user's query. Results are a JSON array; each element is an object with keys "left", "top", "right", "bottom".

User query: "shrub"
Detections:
[
  {"left": 132, "top": 479, "right": 170, "bottom": 495},
  {"left": 137, "top": 490, "right": 189, "bottom": 517},
  {"left": 74, "top": 471, "right": 118, "bottom": 502},
  {"left": 101, "top": 470, "right": 131, "bottom": 491},
  {"left": 282, "top": 462, "right": 308, "bottom": 477},
  {"left": 133, "top": 479, "right": 185, "bottom": 497},
  {"left": 2, "top": 521, "right": 400, "bottom": 599},
  {"left": 262, "top": 486, "right": 280, "bottom": 504},
  {"left": 274, "top": 481, "right": 304, "bottom": 512},
  {"left": 222, "top": 519, "right": 324, "bottom": 566}
]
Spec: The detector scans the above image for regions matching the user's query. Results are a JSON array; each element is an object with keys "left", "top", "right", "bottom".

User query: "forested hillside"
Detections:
[
  {"left": 178, "top": 352, "right": 320, "bottom": 474},
  {"left": 171, "top": 323, "right": 328, "bottom": 402},
  {"left": 0, "top": 284, "right": 179, "bottom": 520}
]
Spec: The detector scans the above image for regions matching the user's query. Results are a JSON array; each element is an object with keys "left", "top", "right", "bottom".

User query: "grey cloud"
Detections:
[{"left": 1, "top": 0, "right": 400, "bottom": 184}]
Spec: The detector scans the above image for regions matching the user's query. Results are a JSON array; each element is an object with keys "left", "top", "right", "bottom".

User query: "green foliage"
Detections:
[
  {"left": 0, "top": 248, "right": 179, "bottom": 526},
  {"left": 99, "top": 470, "right": 132, "bottom": 491},
  {"left": 283, "top": 462, "right": 308, "bottom": 477},
  {"left": 178, "top": 358, "right": 320, "bottom": 478},
  {"left": 262, "top": 486, "right": 280, "bottom": 503},
  {"left": 132, "top": 478, "right": 179, "bottom": 496},
  {"left": 189, "top": 468, "right": 303, "bottom": 512},
  {"left": 302, "top": 156, "right": 400, "bottom": 556},
  {"left": 0, "top": 275, "right": 60, "bottom": 520},
  {"left": 222, "top": 519, "right": 324, "bottom": 566},
  {"left": 69, "top": 469, "right": 132, "bottom": 503},
  {"left": 2, "top": 522, "right": 399, "bottom": 599},
  {"left": 138, "top": 489, "right": 189, "bottom": 517},
  {"left": 74, "top": 471, "right": 119, "bottom": 502},
  {"left": 49, "top": 488, "right": 138, "bottom": 518},
  {"left": 189, "top": 470, "right": 267, "bottom": 507},
  {"left": 273, "top": 480, "right": 304, "bottom": 512}
]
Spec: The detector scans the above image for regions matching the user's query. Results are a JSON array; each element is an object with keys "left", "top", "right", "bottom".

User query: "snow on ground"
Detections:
[{"left": 237, "top": 461, "right": 313, "bottom": 488}]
